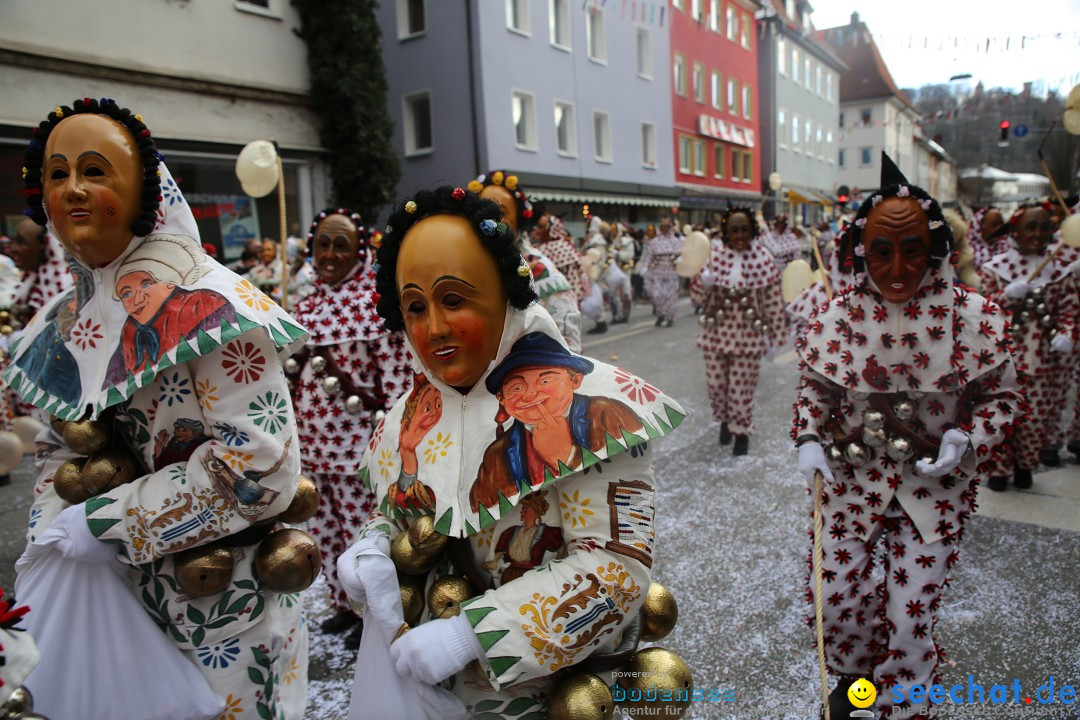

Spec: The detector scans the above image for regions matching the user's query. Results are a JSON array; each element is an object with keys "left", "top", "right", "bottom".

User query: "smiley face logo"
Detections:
[{"left": 847, "top": 678, "right": 877, "bottom": 709}]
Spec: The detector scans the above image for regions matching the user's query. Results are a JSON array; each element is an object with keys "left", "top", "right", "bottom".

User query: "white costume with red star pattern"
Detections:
[
  {"left": 639, "top": 231, "right": 682, "bottom": 323},
  {"left": 792, "top": 264, "right": 1021, "bottom": 717}
]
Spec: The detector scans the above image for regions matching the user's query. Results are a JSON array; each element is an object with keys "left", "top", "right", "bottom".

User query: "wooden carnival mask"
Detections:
[
  {"left": 313, "top": 214, "right": 360, "bottom": 286},
  {"left": 862, "top": 196, "right": 932, "bottom": 304},
  {"left": 42, "top": 113, "right": 143, "bottom": 268},
  {"left": 725, "top": 211, "right": 753, "bottom": 252},
  {"left": 1013, "top": 207, "right": 1053, "bottom": 256},
  {"left": 396, "top": 214, "right": 508, "bottom": 392}
]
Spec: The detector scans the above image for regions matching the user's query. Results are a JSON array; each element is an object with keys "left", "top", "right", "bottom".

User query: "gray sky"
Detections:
[{"left": 809, "top": 0, "right": 1080, "bottom": 96}]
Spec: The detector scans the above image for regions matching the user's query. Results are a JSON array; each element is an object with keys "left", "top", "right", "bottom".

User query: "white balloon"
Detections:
[
  {"left": 1060, "top": 214, "right": 1080, "bottom": 249},
  {"left": 12, "top": 416, "right": 44, "bottom": 455},
  {"left": 235, "top": 140, "right": 280, "bottom": 198},
  {"left": 0, "top": 431, "right": 23, "bottom": 474},
  {"left": 675, "top": 231, "right": 710, "bottom": 277}
]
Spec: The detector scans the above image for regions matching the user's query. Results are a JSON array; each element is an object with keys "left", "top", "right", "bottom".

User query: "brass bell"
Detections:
[
  {"left": 722, "top": 297, "right": 733, "bottom": 309},
  {"left": 862, "top": 427, "right": 887, "bottom": 449},
  {"left": 616, "top": 647, "right": 694, "bottom": 719},
  {"left": 407, "top": 515, "right": 448, "bottom": 558},
  {"left": 739, "top": 294, "right": 751, "bottom": 307},
  {"left": 283, "top": 357, "right": 300, "bottom": 375},
  {"left": 1019, "top": 310, "right": 1032, "bottom": 323},
  {"left": 399, "top": 573, "right": 427, "bottom": 626},
  {"left": 345, "top": 395, "right": 365, "bottom": 415},
  {"left": 752, "top": 318, "right": 763, "bottom": 331},
  {"left": 1031, "top": 285, "right": 1045, "bottom": 299},
  {"left": 426, "top": 574, "right": 476, "bottom": 619},
  {"left": 843, "top": 442, "right": 871, "bottom": 467},
  {"left": 1038, "top": 314, "right": 1054, "bottom": 329},
  {"left": 0, "top": 325, "right": 12, "bottom": 336},
  {"left": 886, "top": 436, "right": 914, "bottom": 462},
  {"left": 892, "top": 400, "right": 917, "bottom": 422},
  {"left": 743, "top": 307, "right": 757, "bottom": 321},
  {"left": 706, "top": 316, "right": 717, "bottom": 325},
  {"left": 1023, "top": 296, "right": 1037, "bottom": 310},
  {"left": 390, "top": 530, "right": 438, "bottom": 575},
  {"left": 697, "top": 314, "right": 707, "bottom": 326},
  {"left": 80, "top": 450, "right": 138, "bottom": 496},
  {"left": 255, "top": 528, "right": 322, "bottom": 593},
  {"left": 374, "top": 409, "right": 386, "bottom": 422},
  {"left": 1035, "top": 302, "right": 1048, "bottom": 316},
  {"left": 322, "top": 376, "right": 342, "bottom": 396},
  {"left": 862, "top": 410, "right": 885, "bottom": 431},
  {"left": 825, "top": 444, "right": 846, "bottom": 469},
  {"left": 62, "top": 419, "right": 109, "bottom": 455},
  {"left": 547, "top": 672, "right": 614, "bottom": 720},
  {"left": 174, "top": 544, "right": 235, "bottom": 597},
  {"left": 53, "top": 457, "right": 91, "bottom": 504},
  {"left": 0, "top": 686, "right": 34, "bottom": 716},
  {"left": 640, "top": 582, "right": 679, "bottom": 642},
  {"left": 278, "top": 475, "right": 320, "bottom": 524},
  {"left": 309, "top": 355, "right": 327, "bottom": 374},
  {"left": 48, "top": 414, "right": 68, "bottom": 437}
]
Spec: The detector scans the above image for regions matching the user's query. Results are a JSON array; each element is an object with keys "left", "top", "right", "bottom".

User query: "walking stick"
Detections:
[
  {"left": 811, "top": 235, "right": 833, "bottom": 302},
  {"left": 813, "top": 470, "right": 831, "bottom": 720},
  {"left": 276, "top": 152, "right": 290, "bottom": 312}
]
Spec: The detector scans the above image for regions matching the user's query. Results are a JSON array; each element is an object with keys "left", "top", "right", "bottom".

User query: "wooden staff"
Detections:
[
  {"left": 811, "top": 234, "right": 833, "bottom": 301},
  {"left": 813, "top": 470, "right": 830, "bottom": 720},
  {"left": 276, "top": 153, "right": 289, "bottom": 311}
]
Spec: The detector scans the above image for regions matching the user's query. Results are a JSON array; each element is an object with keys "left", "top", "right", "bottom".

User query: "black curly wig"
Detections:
[
  {"left": 306, "top": 207, "right": 379, "bottom": 262},
  {"left": 23, "top": 98, "right": 162, "bottom": 237},
  {"left": 374, "top": 185, "right": 537, "bottom": 332},
  {"left": 467, "top": 169, "right": 536, "bottom": 233},
  {"left": 721, "top": 206, "right": 760, "bottom": 240},
  {"left": 847, "top": 185, "right": 952, "bottom": 274}
]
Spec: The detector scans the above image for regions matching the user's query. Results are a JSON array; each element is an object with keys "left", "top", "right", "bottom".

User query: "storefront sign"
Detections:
[{"left": 697, "top": 115, "right": 756, "bottom": 148}]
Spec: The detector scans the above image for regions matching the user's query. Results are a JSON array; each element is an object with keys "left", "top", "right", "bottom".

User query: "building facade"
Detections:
[
  {"left": 668, "top": 0, "right": 762, "bottom": 225},
  {"left": 378, "top": 0, "right": 678, "bottom": 234},
  {"left": 0, "top": 0, "right": 330, "bottom": 259},
  {"left": 756, "top": 0, "right": 845, "bottom": 224}
]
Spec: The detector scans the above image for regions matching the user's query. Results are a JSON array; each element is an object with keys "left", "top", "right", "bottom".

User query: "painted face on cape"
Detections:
[
  {"left": 862, "top": 196, "right": 932, "bottom": 304},
  {"left": 981, "top": 209, "right": 1004, "bottom": 240},
  {"left": 725, "top": 212, "right": 753, "bottom": 252},
  {"left": 116, "top": 270, "right": 176, "bottom": 325},
  {"left": 480, "top": 185, "right": 518, "bottom": 234},
  {"left": 1014, "top": 207, "right": 1053, "bottom": 256},
  {"left": 497, "top": 367, "right": 583, "bottom": 426},
  {"left": 313, "top": 214, "right": 361, "bottom": 286},
  {"left": 10, "top": 218, "right": 44, "bottom": 274},
  {"left": 396, "top": 214, "right": 508, "bottom": 392},
  {"left": 42, "top": 114, "right": 143, "bottom": 268}
]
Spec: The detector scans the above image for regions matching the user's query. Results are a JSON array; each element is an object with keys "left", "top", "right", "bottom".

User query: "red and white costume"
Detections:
[
  {"left": 533, "top": 218, "right": 590, "bottom": 304},
  {"left": 967, "top": 207, "right": 1009, "bottom": 269},
  {"left": 639, "top": 230, "right": 682, "bottom": 323},
  {"left": 786, "top": 241, "right": 853, "bottom": 342},
  {"left": 289, "top": 263, "right": 412, "bottom": 613},
  {"left": 761, "top": 226, "right": 802, "bottom": 269}
]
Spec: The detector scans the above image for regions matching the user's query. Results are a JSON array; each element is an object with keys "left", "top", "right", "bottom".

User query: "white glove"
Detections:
[
  {"left": 390, "top": 614, "right": 485, "bottom": 685},
  {"left": 1003, "top": 280, "right": 1031, "bottom": 300},
  {"left": 336, "top": 532, "right": 391, "bottom": 606},
  {"left": 48, "top": 504, "right": 119, "bottom": 563},
  {"left": 699, "top": 271, "right": 717, "bottom": 288},
  {"left": 797, "top": 441, "right": 834, "bottom": 489},
  {"left": 1050, "top": 334, "right": 1075, "bottom": 354},
  {"left": 915, "top": 429, "right": 969, "bottom": 478}
]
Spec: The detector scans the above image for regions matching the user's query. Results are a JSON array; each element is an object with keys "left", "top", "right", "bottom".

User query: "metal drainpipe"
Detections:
[{"left": 465, "top": 0, "right": 482, "bottom": 176}]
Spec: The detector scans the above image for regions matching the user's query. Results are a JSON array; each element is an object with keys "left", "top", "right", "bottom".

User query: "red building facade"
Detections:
[{"left": 669, "top": 0, "right": 762, "bottom": 220}]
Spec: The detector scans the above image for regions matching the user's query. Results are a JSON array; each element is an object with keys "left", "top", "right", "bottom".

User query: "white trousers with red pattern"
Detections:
[
  {"left": 1004, "top": 370, "right": 1068, "bottom": 471},
  {"left": 807, "top": 499, "right": 961, "bottom": 718},
  {"left": 307, "top": 472, "right": 376, "bottom": 613},
  {"left": 650, "top": 276, "right": 680, "bottom": 322},
  {"left": 702, "top": 350, "right": 763, "bottom": 435}
]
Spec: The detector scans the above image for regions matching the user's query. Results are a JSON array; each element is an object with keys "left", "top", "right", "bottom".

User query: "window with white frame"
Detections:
[
  {"left": 815, "top": 65, "right": 822, "bottom": 96},
  {"left": 512, "top": 90, "right": 538, "bottom": 150},
  {"left": 740, "top": 13, "right": 751, "bottom": 49},
  {"left": 636, "top": 27, "right": 652, "bottom": 78},
  {"left": 396, "top": 0, "right": 426, "bottom": 39},
  {"left": 587, "top": 8, "right": 606, "bottom": 62},
  {"left": 727, "top": 77, "right": 738, "bottom": 115},
  {"left": 709, "top": 0, "right": 720, "bottom": 32},
  {"left": 713, "top": 144, "right": 725, "bottom": 178},
  {"left": 593, "top": 111, "right": 612, "bottom": 162},
  {"left": 804, "top": 57, "right": 811, "bottom": 89},
  {"left": 549, "top": 0, "right": 571, "bottom": 49},
  {"left": 860, "top": 108, "right": 872, "bottom": 125},
  {"left": 691, "top": 0, "right": 702, "bottom": 21},
  {"left": 792, "top": 112, "right": 800, "bottom": 149},
  {"left": 726, "top": 4, "right": 737, "bottom": 41},
  {"left": 674, "top": 53, "right": 687, "bottom": 96},
  {"left": 839, "top": 148, "right": 845, "bottom": 167},
  {"left": 678, "top": 135, "right": 692, "bottom": 174},
  {"left": 554, "top": 101, "right": 577, "bottom": 156},
  {"left": 731, "top": 150, "right": 742, "bottom": 181},
  {"left": 506, "top": 0, "right": 530, "bottom": 34},
  {"left": 777, "top": 38, "right": 786, "bottom": 75},
  {"left": 778, "top": 108, "right": 787, "bottom": 148},
  {"left": 711, "top": 70, "right": 722, "bottom": 110},
  {"left": 826, "top": 72, "right": 833, "bottom": 102},
  {"left": 236, "top": 0, "right": 275, "bottom": 14},
  {"left": 792, "top": 49, "right": 800, "bottom": 84},
  {"left": 693, "top": 139, "right": 706, "bottom": 177},
  {"left": 641, "top": 122, "right": 657, "bottom": 168},
  {"left": 402, "top": 90, "right": 433, "bottom": 155},
  {"left": 804, "top": 118, "right": 812, "bottom": 149},
  {"left": 672, "top": 0, "right": 684, "bottom": 8},
  {"left": 693, "top": 62, "right": 705, "bottom": 104},
  {"left": 826, "top": 130, "right": 834, "bottom": 163},
  {"left": 816, "top": 125, "right": 823, "bottom": 158},
  {"left": 860, "top": 146, "right": 872, "bottom": 166},
  {"left": 839, "top": 112, "right": 845, "bottom": 128},
  {"left": 741, "top": 84, "right": 752, "bottom": 120},
  {"left": 741, "top": 150, "right": 753, "bottom": 182}
]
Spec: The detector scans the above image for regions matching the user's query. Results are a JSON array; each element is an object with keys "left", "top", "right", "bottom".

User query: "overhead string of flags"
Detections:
[
  {"left": 584, "top": 0, "right": 667, "bottom": 27},
  {"left": 870, "top": 30, "right": 1080, "bottom": 54}
]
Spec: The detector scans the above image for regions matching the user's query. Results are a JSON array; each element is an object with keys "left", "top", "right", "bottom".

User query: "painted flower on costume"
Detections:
[
  {"left": 247, "top": 391, "right": 289, "bottom": 435},
  {"left": 221, "top": 339, "right": 266, "bottom": 384}
]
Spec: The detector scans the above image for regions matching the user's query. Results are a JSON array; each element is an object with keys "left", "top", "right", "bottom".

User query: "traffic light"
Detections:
[
  {"left": 837, "top": 185, "right": 850, "bottom": 209},
  {"left": 999, "top": 120, "right": 1010, "bottom": 142}
]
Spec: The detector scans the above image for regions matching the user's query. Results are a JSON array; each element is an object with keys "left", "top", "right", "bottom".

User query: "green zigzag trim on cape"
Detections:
[
  {"left": 486, "top": 655, "right": 522, "bottom": 678},
  {"left": 358, "top": 466, "right": 372, "bottom": 491},
  {"left": 434, "top": 507, "right": 453, "bottom": 535},
  {"left": 85, "top": 496, "right": 120, "bottom": 538},
  {"left": 475, "top": 629, "right": 509, "bottom": 652},
  {"left": 462, "top": 604, "right": 496, "bottom": 628}
]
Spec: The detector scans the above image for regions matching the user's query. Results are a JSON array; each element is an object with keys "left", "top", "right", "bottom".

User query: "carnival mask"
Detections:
[
  {"left": 725, "top": 212, "right": 753, "bottom": 252},
  {"left": 313, "top": 214, "right": 361, "bottom": 286},
  {"left": 862, "top": 196, "right": 932, "bottom": 304},
  {"left": 10, "top": 218, "right": 44, "bottom": 274},
  {"left": 480, "top": 184, "right": 519, "bottom": 234},
  {"left": 1014, "top": 207, "right": 1053, "bottom": 256},
  {"left": 42, "top": 114, "right": 143, "bottom": 268},
  {"left": 981, "top": 208, "right": 1005, "bottom": 240},
  {"left": 397, "top": 214, "right": 508, "bottom": 392}
]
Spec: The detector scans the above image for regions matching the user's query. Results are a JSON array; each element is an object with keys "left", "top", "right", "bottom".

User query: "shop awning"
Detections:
[
  {"left": 529, "top": 188, "right": 676, "bottom": 208},
  {"left": 787, "top": 188, "right": 816, "bottom": 204}
]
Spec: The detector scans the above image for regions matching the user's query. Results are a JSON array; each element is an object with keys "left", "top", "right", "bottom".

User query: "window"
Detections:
[
  {"left": 731, "top": 150, "right": 742, "bottom": 181},
  {"left": 792, "top": 112, "right": 800, "bottom": 149},
  {"left": 507, "top": 0, "right": 530, "bottom": 34},
  {"left": 741, "top": 150, "right": 753, "bottom": 182},
  {"left": 727, "top": 77, "right": 738, "bottom": 115},
  {"left": 713, "top": 144, "right": 725, "bottom": 178},
  {"left": 804, "top": 118, "right": 812, "bottom": 149},
  {"left": 708, "top": 0, "right": 720, "bottom": 32},
  {"left": 678, "top": 135, "right": 692, "bottom": 174},
  {"left": 711, "top": 71, "right": 722, "bottom": 110},
  {"left": 672, "top": 0, "right": 683, "bottom": 8},
  {"left": 396, "top": 0, "right": 426, "bottom": 38},
  {"left": 587, "top": 8, "right": 606, "bottom": 62},
  {"left": 742, "top": 84, "right": 752, "bottom": 120},
  {"left": 726, "top": 5, "right": 738, "bottom": 41},
  {"left": 691, "top": 0, "right": 702, "bottom": 21},
  {"left": 826, "top": 131, "right": 834, "bottom": 163},
  {"left": 641, "top": 122, "right": 657, "bottom": 168},
  {"left": 839, "top": 112, "right": 844, "bottom": 128},
  {"left": 860, "top": 146, "right": 872, "bottom": 166},
  {"left": 816, "top": 125, "right": 823, "bottom": 158},
  {"left": 740, "top": 13, "right": 751, "bottom": 49},
  {"left": 554, "top": 101, "right": 577, "bottom": 156},
  {"left": 777, "top": 38, "right": 786, "bottom": 75},
  {"left": 593, "top": 111, "right": 612, "bottom": 162},
  {"left": 238, "top": 0, "right": 270, "bottom": 7},
  {"left": 860, "top": 108, "right": 872, "bottom": 126},
  {"left": 512, "top": 90, "right": 538, "bottom": 150},
  {"left": 402, "top": 90, "right": 433, "bottom": 156},
  {"left": 636, "top": 27, "right": 652, "bottom": 78},
  {"left": 549, "top": 0, "right": 571, "bottom": 49},
  {"left": 693, "top": 139, "right": 706, "bottom": 177},
  {"left": 778, "top": 109, "right": 787, "bottom": 148},
  {"left": 804, "top": 58, "right": 810, "bottom": 88},
  {"left": 693, "top": 62, "right": 705, "bottom": 103},
  {"left": 235, "top": 0, "right": 279, "bottom": 18},
  {"left": 792, "top": 49, "right": 800, "bottom": 84},
  {"left": 839, "top": 148, "right": 846, "bottom": 167},
  {"left": 826, "top": 72, "right": 833, "bottom": 102},
  {"left": 815, "top": 65, "right": 822, "bottom": 96},
  {"left": 673, "top": 53, "right": 687, "bottom": 96}
]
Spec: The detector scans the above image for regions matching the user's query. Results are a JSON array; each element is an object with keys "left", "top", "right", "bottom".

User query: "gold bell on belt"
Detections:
[
  {"left": 398, "top": 573, "right": 426, "bottom": 626},
  {"left": 174, "top": 544, "right": 235, "bottom": 597},
  {"left": 616, "top": 647, "right": 693, "bottom": 718},
  {"left": 426, "top": 575, "right": 475, "bottom": 619},
  {"left": 639, "top": 582, "right": 679, "bottom": 642},
  {"left": 53, "top": 458, "right": 90, "bottom": 504},
  {"left": 62, "top": 419, "right": 110, "bottom": 455},
  {"left": 80, "top": 450, "right": 138, "bottom": 495},
  {"left": 278, "top": 475, "right": 320, "bottom": 524},
  {"left": 255, "top": 528, "right": 322, "bottom": 593},
  {"left": 407, "top": 514, "right": 448, "bottom": 557},
  {"left": 390, "top": 529, "right": 439, "bottom": 576},
  {"left": 547, "top": 671, "right": 615, "bottom": 720}
]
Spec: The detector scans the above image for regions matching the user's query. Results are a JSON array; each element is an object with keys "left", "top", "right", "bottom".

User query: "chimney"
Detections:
[{"left": 850, "top": 11, "right": 860, "bottom": 26}]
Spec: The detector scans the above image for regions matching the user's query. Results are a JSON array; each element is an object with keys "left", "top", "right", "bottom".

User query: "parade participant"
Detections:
[
  {"left": 582, "top": 216, "right": 632, "bottom": 331},
  {"left": 639, "top": 217, "right": 681, "bottom": 327},
  {"left": 978, "top": 202, "right": 1077, "bottom": 485},
  {"left": 8, "top": 98, "right": 310, "bottom": 719},
  {"left": 8, "top": 218, "right": 72, "bottom": 327},
  {"left": 786, "top": 223, "right": 853, "bottom": 341},
  {"left": 470, "top": 171, "right": 582, "bottom": 352},
  {"left": 694, "top": 207, "right": 785, "bottom": 455},
  {"left": 966, "top": 206, "right": 1009, "bottom": 268},
  {"left": 793, "top": 154, "right": 1022, "bottom": 719},
  {"left": 282, "top": 236, "right": 317, "bottom": 308},
  {"left": 248, "top": 237, "right": 283, "bottom": 296},
  {"left": 530, "top": 212, "right": 591, "bottom": 304},
  {"left": 337, "top": 186, "right": 686, "bottom": 718},
  {"left": 761, "top": 213, "right": 802, "bottom": 269},
  {"left": 289, "top": 208, "right": 412, "bottom": 647}
]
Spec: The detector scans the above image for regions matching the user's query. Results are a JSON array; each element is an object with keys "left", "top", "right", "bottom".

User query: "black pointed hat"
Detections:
[{"left": 880, "top": 151, "right": 909, "bottom": 187}]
